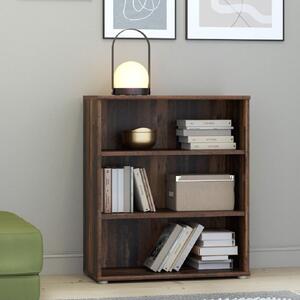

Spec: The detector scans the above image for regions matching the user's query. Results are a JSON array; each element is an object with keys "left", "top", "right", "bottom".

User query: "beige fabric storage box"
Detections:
[{"left": 167, "top": 175, "right": 235, "bottom": 211}]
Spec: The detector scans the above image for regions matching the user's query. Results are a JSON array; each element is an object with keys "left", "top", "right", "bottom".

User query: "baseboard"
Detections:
[
  {"left": 42, "top": 253, "right": 83, "bottom": 275},
  {"left": 42, "top": 247, "right": 300, "bottom": 275},
  {"left": 250, "top": 246, "right": 300, "bottom": 268}
]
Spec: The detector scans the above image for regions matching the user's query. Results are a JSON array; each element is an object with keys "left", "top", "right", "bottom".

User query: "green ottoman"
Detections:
[{"left": 0, "top": 212, "right": 43, "bottom": 300}]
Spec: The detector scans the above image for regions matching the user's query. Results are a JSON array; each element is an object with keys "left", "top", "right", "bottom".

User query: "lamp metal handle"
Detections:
[{"left": 112, "top": 28, "right": 151, "bottom": 90}]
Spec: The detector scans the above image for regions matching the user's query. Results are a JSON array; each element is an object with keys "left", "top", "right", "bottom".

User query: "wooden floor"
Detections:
[{"left": 41, "top": 268, "right": 300, "bottom": 300}]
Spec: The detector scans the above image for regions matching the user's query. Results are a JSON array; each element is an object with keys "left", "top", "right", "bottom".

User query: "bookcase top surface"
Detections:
[{"left": 84, "top": 95, "right": 250, "bottom": 101}]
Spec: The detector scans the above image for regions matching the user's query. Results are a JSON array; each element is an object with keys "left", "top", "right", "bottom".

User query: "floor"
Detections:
[{"left": 41, "top": 268, "right": 300, "bottom": 300}]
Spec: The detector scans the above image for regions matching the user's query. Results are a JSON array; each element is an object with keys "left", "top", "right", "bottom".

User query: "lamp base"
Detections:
[{"left": 113, "top": 88, "right": 150, "bottom": 96}]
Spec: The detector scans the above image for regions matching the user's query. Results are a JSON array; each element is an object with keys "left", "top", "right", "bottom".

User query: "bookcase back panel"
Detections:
[
  {"left": 101, "top": 99, "right": 245, "bottom": 151},
  {"left": 102, "top": 217, "right": 241, "bottom": 269},
  {"left": 102, "top": 155, "right": 245, "bottom": 210}
]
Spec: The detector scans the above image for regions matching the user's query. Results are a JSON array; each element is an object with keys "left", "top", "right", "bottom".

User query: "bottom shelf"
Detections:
[{"left": 98, "top": 267, "right": 250, "bottom": 282}]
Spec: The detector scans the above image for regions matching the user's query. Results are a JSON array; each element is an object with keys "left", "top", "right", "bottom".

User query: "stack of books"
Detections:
[
  {"left": 187, "top": 230, "right": 238, "bottom": 270},
  {"left": 144, "top": 223, "right": 204, "bottom": 272},
  {"left": 103, "top": 167, "right": 156, "bottom": 213},
  {"left": 176, "top": 120, "right": 236, "bottom": 150}
]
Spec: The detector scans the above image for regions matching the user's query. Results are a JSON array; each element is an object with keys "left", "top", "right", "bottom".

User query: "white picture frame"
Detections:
[
  {"left": 186, "top": 0, "right": 284, "bottom": 41},
  {"left": 103, "top": 0, "right": 176, "bottom": 39}
]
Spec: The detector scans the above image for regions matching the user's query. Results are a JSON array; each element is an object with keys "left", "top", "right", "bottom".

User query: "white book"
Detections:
[
  {"left": 177, "top": 120, "right": 232, "bottom": 127},
  {"left": 159, "top": 226, "right": 185, "bottom": 272},
  {"left": 181, "top": 143, "right": 236, "bottom": 150},
  {"left": 141, "top": 169, "right": 156, "bottom": 212},
  {"left": 172, "top": 223, "right": 204, "bottom": 272},
  {"left": 192, "top": 245, "right": 238, "bottom": 256},
  {"left": 117, "top": 169, "right": 124, "bottom": 213},
  {"left": 133, "top": 169, "right": 150, "bottom": 212},
  {"left": 162, "top": 225, "right": 193, "bottom": 272},
  {"left": 123, "top": 166, "right": 131, "bottom": 213},
  {"left": 111, "top": 169, "right": 118, "bottom": 213},
  {"left": 200, "top": 230, "right": 235, "bottom": 241},
  {"left": 130, "top": 167, "right": 134, "bottom": 212},
  {"left": 144, "top": 224, "right": 183, "bottom": 272},
  {"left": 176, "top": 129, "right": 232, "bottom": 137},
  {"left": 178, "top": 126, "right": 234, "bottom": 130},
  {"left": 198, "top": 239, "right": 235, "bottom": 247},
  {"left": 200, "top": 255, "right": 229, "bottom": 261},
  {"left": 179, "top": 136, "right": 234, "bottom": 143},
  {"left": 187, "top": 257, "right": 233, "bottom": 270}
]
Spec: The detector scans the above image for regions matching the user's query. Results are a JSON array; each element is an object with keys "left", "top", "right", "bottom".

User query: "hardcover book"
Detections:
[{"left": 144, "top": 224, "right": 183, "bottom": 272}]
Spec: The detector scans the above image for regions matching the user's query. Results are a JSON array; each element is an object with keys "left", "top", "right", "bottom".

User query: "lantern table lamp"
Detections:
[{"left": 112, "top": 28, "right": 151, "bottom": 96}]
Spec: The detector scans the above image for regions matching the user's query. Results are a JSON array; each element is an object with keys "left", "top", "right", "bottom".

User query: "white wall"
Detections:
[{"left": 1, "top": 0, "right": 300, "bottom": 274}]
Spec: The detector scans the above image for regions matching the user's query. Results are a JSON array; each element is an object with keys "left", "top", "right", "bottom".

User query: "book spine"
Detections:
[
  {"left": 179, "top": 136, "right": 234, "bottom": 143},
  {"left": 118, "top": 169, "right": 124, "bottom": 213},
  {"left": 192, "top": 245, "right": 238, "bottom": 256},
  {"left": 142, "top": 169, "right": 156, "bottom": 212},
  {"left": 130, "top": 167, "right": 134, "bottom": 212},
  {"left": 123, "top": 166, "right": 131, "bottom": 213},
  {"left": 104, "top": 168, "right": 112, "bottom": 213},
  {"left": 112, "top": 169, "right": 118, "bottom": 213},
  {"left": 140, "top": 169, "right": 153, "bottom": 212},
  {"left": 164, "top": 227, "right": 192, "bottom": 272},
  {"left": 181, "top": 143, "right": 236, "bottom": 150},
  {"left": 133, "top": 169, "right": 150, "bottom": 212},
  {"left": 173, "top": 225, "right": 204, "bottom": 272},
  {"left": 198, "top": 239, "right": 235, "bottom": 247},
  {"left": 177, "top": 120, "right": 232, "bottom": 127},
  {"left": 176, "top": 129, "right": 232, "bottom": 137}
]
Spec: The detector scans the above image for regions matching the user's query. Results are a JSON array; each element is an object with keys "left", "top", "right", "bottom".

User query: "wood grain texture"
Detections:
[{"left": 83, "top": 95, "right": 250, "bottom": 282}]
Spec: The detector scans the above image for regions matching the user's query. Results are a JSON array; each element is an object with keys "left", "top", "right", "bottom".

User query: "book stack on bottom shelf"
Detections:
[
  {"left": 103, "top": 167, "right": 156, "bottom": 213},
  {"left": 176, "top": 120, "right": 236, "bottom": 150},
  {"left": 187, "top": 230, "right": 238, "bottom": 270}
]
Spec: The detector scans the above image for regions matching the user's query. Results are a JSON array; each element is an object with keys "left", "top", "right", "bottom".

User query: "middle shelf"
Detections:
[
  {"left": 100, "top": 149, "right": 246, "bottom": 157},
  {"left": 102, "top": 209, "right": 245, "bottom": 220}
]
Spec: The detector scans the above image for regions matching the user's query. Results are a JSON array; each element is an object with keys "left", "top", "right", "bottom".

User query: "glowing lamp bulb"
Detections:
[{"left": 114, "top": 61, "right": 149, "bottom": 89}]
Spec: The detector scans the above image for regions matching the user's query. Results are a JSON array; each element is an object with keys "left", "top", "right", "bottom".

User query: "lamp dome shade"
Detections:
[{"left": 114, "top": 61, "right": 149, "bottom": 89}]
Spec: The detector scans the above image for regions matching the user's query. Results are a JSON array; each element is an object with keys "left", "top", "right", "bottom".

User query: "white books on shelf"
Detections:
[
  {"left": 112, "top": 169, "right": 118, "bottom": 213},
  {"left": 176, "top": 129, "right": 232, "bottom": 137},
  {"left": 172, "top": 223, "right": 204, "bottom": 272},
  {"left": 187, "top": 257, "right": 233, "bottom": 270},
  {"left": 117, "top": 169, "right": 124, "bottom": 213},
  {"left": 144, "top": 224, "right": 183, "bottom": 272},
  {"left": 179, "top": 136, "right": 234, "bottom": 144},
  {"left": 177, "top": 120, "right": 232, "bottom": 127},
  {"left": 200, "top": 230, "right": 235, "bottom": 241},
  {"left": 192, "top": 245, "right": 238, "bottom": 256},
  {"left": 181, "top": 143, "right": 236, "bottom": 150},
  {"left": 200, "top": 255, "right": 229, "bottom": 261},
  {"left": 162, "top": 225, "right": 193, "bottom": 272},
  {"left": 133, "top": 169, "right": 150, "bottom": 212},
  {"left": 198, "top": 239, "right": 235, "bottom": 247}
]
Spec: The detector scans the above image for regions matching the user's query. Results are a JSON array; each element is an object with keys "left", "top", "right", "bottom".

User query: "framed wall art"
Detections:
[
  {"left": 103, "top": 0, "right": 176, "bottom": 39},
  {"left": 186, "top": 0, "right": 284, "bottom": 41}
]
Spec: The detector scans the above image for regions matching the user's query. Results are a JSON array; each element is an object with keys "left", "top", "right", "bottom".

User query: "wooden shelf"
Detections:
[
  {"left": 86, "top": 95, "right": 250, "bottom": 101},
  {"left": 102, "top": 209, "right": 245, "bottom": 220},
  {"left": 101, "top": 149, "right": 246, "bottom": 157},
  {"left": 100, "top": 267, "right": 250, "bottom": 282}
]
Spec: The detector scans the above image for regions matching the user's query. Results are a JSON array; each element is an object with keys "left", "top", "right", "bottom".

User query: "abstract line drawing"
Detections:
[
  {"left": 187, "top": 0, "right": 283, "bottom": 40},
  {"left": 211, "top": 0, "right": 272, "bottom": 27},
  {"left": 123, "top": 0, "right": 162, "bottom": 21}
]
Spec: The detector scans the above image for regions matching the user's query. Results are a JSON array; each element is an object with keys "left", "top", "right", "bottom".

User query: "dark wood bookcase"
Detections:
[{"left": 83, "top": 95, "right": 250, "bottom": 283}]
